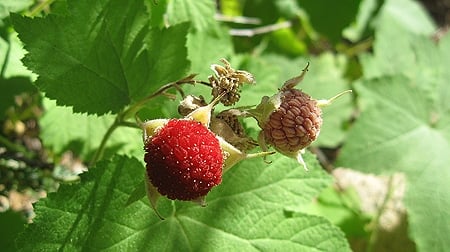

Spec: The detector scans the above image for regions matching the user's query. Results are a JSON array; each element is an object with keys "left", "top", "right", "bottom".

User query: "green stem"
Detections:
[
  {"left": 88, "top": 118, "right": 120, "bottom": 167},
  {"left": 0, "top": 135, "right": 34, "bottom": 160},
  {"left": 28, "top": 0, "right": 56, "bottom": 17},
  {"left": 88, "top": 75, "right": 210, "bottom": 167},
  {"left": 366, "top": 175, "right": 395, "bottom": 252},
  {"left": 339, "top": 38, "right": 373, "bottom": 58},
  {"left": 121, "top": 75, "right": 210, "bottom": 121},
  {"left": 1, "top": 34, "right": 12, "bottom": 77},
  {"left": 118, "top": 121, "right": 140, "bottom": 129}
]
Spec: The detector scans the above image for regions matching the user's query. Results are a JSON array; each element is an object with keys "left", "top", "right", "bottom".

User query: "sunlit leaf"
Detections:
[{"left": 16, "top": 154, "right": 350, "bottom": 251}]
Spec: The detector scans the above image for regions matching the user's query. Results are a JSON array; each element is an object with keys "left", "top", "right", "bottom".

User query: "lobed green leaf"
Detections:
[
  {"left": 40, "top": 99, "right": 143, "bottom": 160},
  {"left": 11, "top": 0, "right": 190, "bottom": 115},
  {"left": 337, "top": 20, "right": 450, "bottom": 251},
  {"left": 166, "top": 0, "right": 216, "bottom": 32},
  {"left": 16, "top": 154, "right": 350, "bottom": 251}
]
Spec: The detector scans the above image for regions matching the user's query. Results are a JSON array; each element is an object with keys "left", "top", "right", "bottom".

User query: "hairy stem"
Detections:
[
  {"left": 121, "top": 75, "right": 210, "bottom": 120},
  {"left": 89, "top": 75, "right": 211, "bottom": 167},
  {"left": 366, "top": 175, "right": 395, "bottom": 252}
]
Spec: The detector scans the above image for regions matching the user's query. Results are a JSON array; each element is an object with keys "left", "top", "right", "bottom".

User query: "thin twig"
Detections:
[
  {"left": 121, "top": 75, "right": 211, "bottom": 120},
  {"left": 341, "top": 38, "right": 373, "bottom": 57},
  {"left": 0, "top": 38, "right": 11, "bottom": 77},
  {"left": 229, "top": 21, "right": 291, "bottom": 37},
  {"left": 215, "top": 14, "right": 261, "bottom": 25},
  {"left": 309, "top": 146, "right": 333, "bottom": 173}
]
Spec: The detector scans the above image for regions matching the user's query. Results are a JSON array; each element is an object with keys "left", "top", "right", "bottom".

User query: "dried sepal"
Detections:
[
  {"left": 210, "top": 109, "right": 257, "bottom": 152},
  {"left": 178, "top": 95, "right": 207, "bottom": 116},
  {"left": 209, "top": 58, "right": 255, "bottom": 106}
]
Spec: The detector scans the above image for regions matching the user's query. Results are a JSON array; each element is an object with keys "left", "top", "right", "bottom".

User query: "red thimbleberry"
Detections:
[
  {"left": 250, "top": 63, "right": 351, "bottom": 170},
  {"left": 144, "top": 119, "right": 223, "bottom": 200},
  {"left": 140, "top": 96, "right": 274, "bottom": 218}
]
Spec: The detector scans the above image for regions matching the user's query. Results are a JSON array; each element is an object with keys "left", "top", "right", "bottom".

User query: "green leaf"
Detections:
[
  {"left": 337, "top": 25, "right": 450, "bottom": 251},
  {"left": 187, "top": 26, "right": 233, "bottom": 80},
  {"left": 40, "top": 99, "right": 143, "bottom": 160},
  {"left": 305, "top": 186, "right": 370, "bottom": 238},
  {"left": 269, "top": 27, "right": 307, "bottom": 56},
  {"left": 0, "top": 32, "right": 34, "bottom": 78},
  {"left": 11, "top": 0, "right": 190, "bottom": 115},
  {"left": 146, "top": 0, "right": 168, "bottom": 27},
  {"left": 342, "top": 0, "right": 382, "bottom": 41},
  {"left": 297, "top": 0, "right": 361, "bottom": 42},
  {"left": 16, "top": 154, "right": 350, "bottom": 251},
  {"left": 373, "top": 0, "right": 435, "bottom": 35},
  {"left": 167, "top": 0, "right": 233, "bottom": 80},
  {"left": 143, "top": 22, "right": 190, "bottom": 97},
  {"left": 274, "top": 0, "right": 303, "bottom": 19},
  {"left": 359, "top": 19, "right": 437, "bottom": 81},
  {"left": 219, "top": 0, "right": 243, "bottom": 16},
  {"left": 242, "top": 0, "right": 279, "bottom": 25},
  {"left": 0, "top": 0, "right": 32, "bottom": 21},
  {"left": 174, "top": 19, "right": 234, "bottom": 104},
  {"left": 0, "top": 210, "right": 27, "bottom": 252},
  {"left": 166, "top": 0, "right": 216, "bottom": 32}
]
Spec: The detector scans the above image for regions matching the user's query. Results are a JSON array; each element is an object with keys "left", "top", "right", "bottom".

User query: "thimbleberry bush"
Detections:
[{"left": 2, "top": 0, "right": 449, "bottom": 252}]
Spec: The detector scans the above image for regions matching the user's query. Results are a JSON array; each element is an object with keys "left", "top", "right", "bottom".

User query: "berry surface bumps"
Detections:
[
  {"left": 144, "top": 119, "right": 223, "bottom": 200},
  {"left": 264, "top": 89, "right": 323, "bottom": 154}
]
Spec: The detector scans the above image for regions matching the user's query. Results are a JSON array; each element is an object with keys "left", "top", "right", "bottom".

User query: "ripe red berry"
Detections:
[{"left": 144, "top": 119, "right": 223, "bottom": 201}]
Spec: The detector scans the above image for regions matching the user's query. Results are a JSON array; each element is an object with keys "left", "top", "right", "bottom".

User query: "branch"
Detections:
[
  {"left": 215, "top": 14, "right": 261, "bottom": 25},
  {"left": 229, "top": 21, "right": 291, "bottom": 37}
]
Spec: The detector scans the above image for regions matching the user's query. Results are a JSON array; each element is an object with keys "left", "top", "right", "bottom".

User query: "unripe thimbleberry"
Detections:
[
  {"left": 250, "top": 63, "right": 351, "bottom": 170},
  {"left": 263, "top": 88, "right": 322, "bottom": 154}
]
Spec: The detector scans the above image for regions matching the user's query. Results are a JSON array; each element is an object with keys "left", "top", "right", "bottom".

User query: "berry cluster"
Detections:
[{"left": 140, "top": 60, "right": 349, "bottom": 217}]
